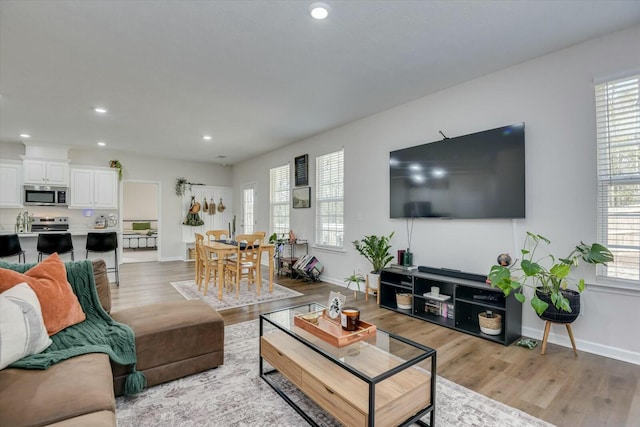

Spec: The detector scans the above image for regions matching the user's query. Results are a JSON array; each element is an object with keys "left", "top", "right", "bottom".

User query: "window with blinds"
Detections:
[
  {"left": 315, "top": 149, "right": 344, "bottom": 249},
  {"left": 270, "top": 164, "right": 290, "bottom": 236},
  {"left": 595, "top": 73, "right": 640, "bottom": 283}
]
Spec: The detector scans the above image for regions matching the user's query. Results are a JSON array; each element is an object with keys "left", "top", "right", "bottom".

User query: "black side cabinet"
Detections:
[{"left": 380, "top": 266, "right": 522, "bottom": 345}]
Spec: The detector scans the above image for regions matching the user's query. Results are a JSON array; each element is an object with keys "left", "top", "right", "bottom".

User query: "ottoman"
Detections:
[{"left": 110, "top": 299, "right": 224, "bottom": 396}]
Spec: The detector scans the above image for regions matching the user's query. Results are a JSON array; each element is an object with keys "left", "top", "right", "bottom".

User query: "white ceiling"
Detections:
[{"left": 1, "top": 1, "right": 639, "bottom": 165}]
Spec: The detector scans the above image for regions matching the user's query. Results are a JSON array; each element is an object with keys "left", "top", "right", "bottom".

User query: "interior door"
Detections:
[{"left": 241, "top": 183, "right": 256, "bottom": 234}]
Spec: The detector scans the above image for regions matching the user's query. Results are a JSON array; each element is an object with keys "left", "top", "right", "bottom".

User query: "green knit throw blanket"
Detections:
[{"left": 1, "top": 259, "right": 146, "bottom": 395}]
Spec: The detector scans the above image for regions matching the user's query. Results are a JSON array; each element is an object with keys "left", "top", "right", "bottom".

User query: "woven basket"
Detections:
[
  {"left": 478, "top": 312, "right": 502, "bottom": 330},
  {"left": 396, "top": 293, "right": 412, "bottom": 307}
]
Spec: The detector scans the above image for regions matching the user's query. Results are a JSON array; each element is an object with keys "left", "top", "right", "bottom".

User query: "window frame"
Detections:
[
  {"left": 315, "top": 149, "right": 344, "bottom": 250},
  {"left": 595, "top": 73, "right": 640, "bottom": 287},
  {"left": 269, "top": 164, "right": 290, "bottom": 237}
]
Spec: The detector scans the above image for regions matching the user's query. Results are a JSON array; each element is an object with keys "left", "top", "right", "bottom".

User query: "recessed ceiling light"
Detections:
[
  {"left": 94, "top": 107, "right": 108, "bottom": 114},
  {"left": 97, "top": 141, "right": 106, "bottom": 146},
  {"left": 203, "top": 135, "right": 212, "bottom": 141},
  {"left": 20, "top": 133, "right": 31, "bottom": 138},
  {"left": 309, "top": 2, "right": 329, "bottom": 20}
]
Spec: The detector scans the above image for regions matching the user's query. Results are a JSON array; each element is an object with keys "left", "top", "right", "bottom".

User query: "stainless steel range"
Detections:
[{"left": 31, "top": 216, "right": 70, "bottom": 232}]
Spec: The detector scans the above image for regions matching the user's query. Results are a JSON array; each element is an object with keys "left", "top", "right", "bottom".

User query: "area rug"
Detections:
[
  {"left": 116, "top": 321, "right": 555, "bottom": 427},
  {"left": 170, "top": 279, "right": 303, "bottom": 311}
]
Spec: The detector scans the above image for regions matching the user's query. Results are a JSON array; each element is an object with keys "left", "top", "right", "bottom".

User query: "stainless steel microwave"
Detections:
[{"left": 24, "top": 186, "right": 68, "bottom": 206}]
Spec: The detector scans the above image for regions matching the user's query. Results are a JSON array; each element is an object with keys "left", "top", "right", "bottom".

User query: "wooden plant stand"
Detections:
[{"left": 541, "top": 321, "right": 578, "bottom": 357}]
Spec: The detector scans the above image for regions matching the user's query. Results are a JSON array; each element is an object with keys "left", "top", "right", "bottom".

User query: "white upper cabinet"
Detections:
[
  {"left": 94, "top": 169, "right": 118, "bottom": 208},
  {"left": 69, "top": 167, "right": 118, "bottom": 209},
  {"left": 23, "top": 159, "right": 69, "bottom": 186},
  {"left": 0, "top": 161, "right": 23, "bottom": 207}
]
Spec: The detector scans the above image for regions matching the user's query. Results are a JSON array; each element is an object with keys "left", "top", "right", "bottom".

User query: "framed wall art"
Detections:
[
  {"left": 292, "top": 186, "right": 310, "bottom": 209},
  {"left": 294, "top": 154, "right": 308, "bottom": 186}
]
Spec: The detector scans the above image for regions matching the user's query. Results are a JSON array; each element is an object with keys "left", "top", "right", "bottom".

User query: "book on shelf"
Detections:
[
  {"left": 446, "top": 303, "right": 454, "bottom": 319},
  {"left": 424, "top": 301, "right": 441, "bottom": 316}
]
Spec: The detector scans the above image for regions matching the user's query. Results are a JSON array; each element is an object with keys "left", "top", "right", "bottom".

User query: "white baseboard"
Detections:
[
  {"left": 160, "top": 256, "right": 183, "bottom": 262},
  {"left": 522, "top": 325, "right": 640, "bottom": 365}
]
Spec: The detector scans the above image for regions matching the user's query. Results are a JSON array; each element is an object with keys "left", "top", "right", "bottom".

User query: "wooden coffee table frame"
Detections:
[{"left": 259, "top": 303, "right": 436, "bottom": 427}]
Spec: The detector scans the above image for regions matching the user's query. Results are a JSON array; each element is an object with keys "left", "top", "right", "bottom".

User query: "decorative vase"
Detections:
[{"left": 535, "top": 288, "right": 580, "bottom": 324}]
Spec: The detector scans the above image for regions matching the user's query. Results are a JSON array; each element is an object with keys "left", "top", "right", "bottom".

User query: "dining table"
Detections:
[
  {"left": 203, "top": 241, "right": 275, "bottom": 300},
  {"left": 257, "top": 243, "right": 275, "bottom": 296}
]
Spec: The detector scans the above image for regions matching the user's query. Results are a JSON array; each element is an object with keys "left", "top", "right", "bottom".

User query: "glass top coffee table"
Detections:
[{"left": 260, "top": 303, "right": 436, "bottom": 426}]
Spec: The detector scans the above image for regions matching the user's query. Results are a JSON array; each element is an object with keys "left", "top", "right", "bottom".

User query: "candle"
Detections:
[{"left": 341, "top": 307, "right": 360, "bottom": 331}]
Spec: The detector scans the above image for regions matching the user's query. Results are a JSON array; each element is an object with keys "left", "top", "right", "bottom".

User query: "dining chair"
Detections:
[
  {"left": 224, "top": 233, "right": 263, "bottom": 298},
  {"left": 196, "top": 234, "right": 227, "bottom": 296},
  {"left": 205, "top": 229, "right": 230, "bottom": 243},
  {"left": 194, "top": 233, "right": 204, "bottom": 287}
]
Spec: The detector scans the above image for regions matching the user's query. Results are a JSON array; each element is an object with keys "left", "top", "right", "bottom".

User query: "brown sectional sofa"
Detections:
[{"left": 0, "top": 260, "right": 224, "bottom": 427}]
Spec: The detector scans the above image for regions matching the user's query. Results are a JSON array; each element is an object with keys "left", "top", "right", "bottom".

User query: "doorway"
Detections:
[
  {"left": 121, "top": 180, "right": 160, "bottom": 263},
  {"left": 241, "top": 183, "right": 256, "bottom": 234}
]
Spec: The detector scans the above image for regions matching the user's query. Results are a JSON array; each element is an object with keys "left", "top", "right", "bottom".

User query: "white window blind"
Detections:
[
  {"left": 315, "top": 149, "right": 344, "bottom": 249},
  {"left": 270, "top": 164, "right": 290, "bottom": 236},
  {"left": 595, "top": 74, "right": 640, "bottom": 283}
]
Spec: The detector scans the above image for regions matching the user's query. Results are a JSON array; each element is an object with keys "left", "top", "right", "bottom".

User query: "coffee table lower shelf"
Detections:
[{"left": 260, "top": 331, "right": 434, "bottom": 427}]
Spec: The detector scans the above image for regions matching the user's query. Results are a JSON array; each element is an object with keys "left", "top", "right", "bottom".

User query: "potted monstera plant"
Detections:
[
  {"left": 353, "top": 232, "right": 394, "bottom": 292},
  {"left": 487, "top": 232, "right": 614, "bottom": 323}
]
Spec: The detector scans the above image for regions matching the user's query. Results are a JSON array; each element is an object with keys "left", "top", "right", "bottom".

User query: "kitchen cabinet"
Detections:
[
  {"left": 23, "top": 159, "right": 69, "bottom": 186},
  {"left": 0, "top": 161, "right": 23, "bottom": 207},
  {"left": 69, "top": 167, "right": 118, "bottom": 209}
]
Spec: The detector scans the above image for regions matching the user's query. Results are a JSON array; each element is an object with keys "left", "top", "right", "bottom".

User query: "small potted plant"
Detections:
[
  {"left": 344, "top": 271, "right": 366, "bottom": 299},
  {"left": 487, "top": 232, "right": 614, "bottom": 323},
  {"left": 109, "top": 160, "right": 123, "bottom": 180},
  {"left": 353, "top": 232, "right": 394, "bottom": 292}
]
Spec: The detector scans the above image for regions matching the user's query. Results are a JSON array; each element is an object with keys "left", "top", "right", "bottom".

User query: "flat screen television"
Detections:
[{"left": 389, "top": 123, "right": 525, "bottom": 219}]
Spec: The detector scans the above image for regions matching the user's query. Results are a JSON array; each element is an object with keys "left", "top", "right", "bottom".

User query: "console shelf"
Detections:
[{"left": 380, "top": 266, "right": 522, "bottom": 345}]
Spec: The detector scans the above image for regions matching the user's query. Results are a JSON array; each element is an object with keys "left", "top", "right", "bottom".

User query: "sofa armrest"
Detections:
[{"left": 92, "top": 259, "right": 112, "bottom": 314}]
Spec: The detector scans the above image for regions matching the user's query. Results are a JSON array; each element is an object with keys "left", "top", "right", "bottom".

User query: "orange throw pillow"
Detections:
[{"left": 0, "top": 253, "right": 86, "bottom": 336}]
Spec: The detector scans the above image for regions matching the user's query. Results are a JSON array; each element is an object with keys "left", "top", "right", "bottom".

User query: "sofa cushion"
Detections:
[
  {"left": 111, "top": 300, "right": 224, "bottom": 376},
  {"left": 0, "top": 254, "right": 86, "bottom": 336},
  {"left": 46, "top": 410, "right": 116, "bottom": 427},
  {"left": 0, "top": 353, "right": 115, "bottom": 427},
  {"left": 91, "top": 260, "right": 111, "bottom": 313},
  {"left": 0, "top": 283, "right": 52, "bottom": 369}
]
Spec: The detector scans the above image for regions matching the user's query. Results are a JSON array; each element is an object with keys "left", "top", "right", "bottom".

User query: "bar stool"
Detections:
[
  {"left": 86, "top": 232, "right": 119, "bottom": 286},
  {"left": 37, "top": 233, "right": 74, "bottom": 261},
  {"left": 0, "top": 234, "right": 26, "bottom": 263}
]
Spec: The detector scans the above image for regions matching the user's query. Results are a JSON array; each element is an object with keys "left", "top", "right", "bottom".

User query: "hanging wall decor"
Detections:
[{"left": 294, "top": 154, "right": 308, "bottom": 186}]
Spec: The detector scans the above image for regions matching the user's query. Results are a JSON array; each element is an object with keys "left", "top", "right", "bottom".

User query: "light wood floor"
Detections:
[{"left": 112, "top": 261, "right": 640, "bottom": 427}]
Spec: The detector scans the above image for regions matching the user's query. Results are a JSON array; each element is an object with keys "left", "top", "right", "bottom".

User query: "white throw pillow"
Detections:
[{"left": 0, "top": 282, "right": 52, "bottom": 370}]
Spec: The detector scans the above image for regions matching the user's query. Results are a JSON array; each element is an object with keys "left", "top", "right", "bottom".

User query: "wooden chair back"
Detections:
[
  {"left": 206, "top": 229, "right": 229, "bottom": 242},
  {"left": 225, "top": 233, "right": 263, "bottom": 297}
]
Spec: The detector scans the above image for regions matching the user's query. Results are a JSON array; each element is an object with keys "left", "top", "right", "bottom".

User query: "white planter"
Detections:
[{"left": 367, "top": 272, "right": 380, "bottom": 291}]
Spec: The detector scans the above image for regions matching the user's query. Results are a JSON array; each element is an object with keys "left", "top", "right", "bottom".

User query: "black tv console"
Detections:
[{"left": 380, "top": 266, "right": 522, "bottom": 345}]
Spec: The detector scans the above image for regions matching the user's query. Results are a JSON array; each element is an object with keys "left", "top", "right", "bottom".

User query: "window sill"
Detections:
[
  {"left": 312, "top": 245, "right": 346, "bottom": 254},
  {"left": 586, "top": 279, "right": 640, "bottom": 297}
]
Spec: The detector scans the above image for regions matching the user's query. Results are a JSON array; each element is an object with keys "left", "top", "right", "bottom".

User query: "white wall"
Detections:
[
  {"left": 123, "top": 181, "right": 158, "bottom": 221},
  {"left": 232, "top": 25, "right": 640, "bottom": 364}
]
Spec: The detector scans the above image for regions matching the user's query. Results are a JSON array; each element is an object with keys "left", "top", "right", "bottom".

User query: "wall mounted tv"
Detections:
[{"left": 390, "top": 123, "right": 525, "bottom": 219}]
